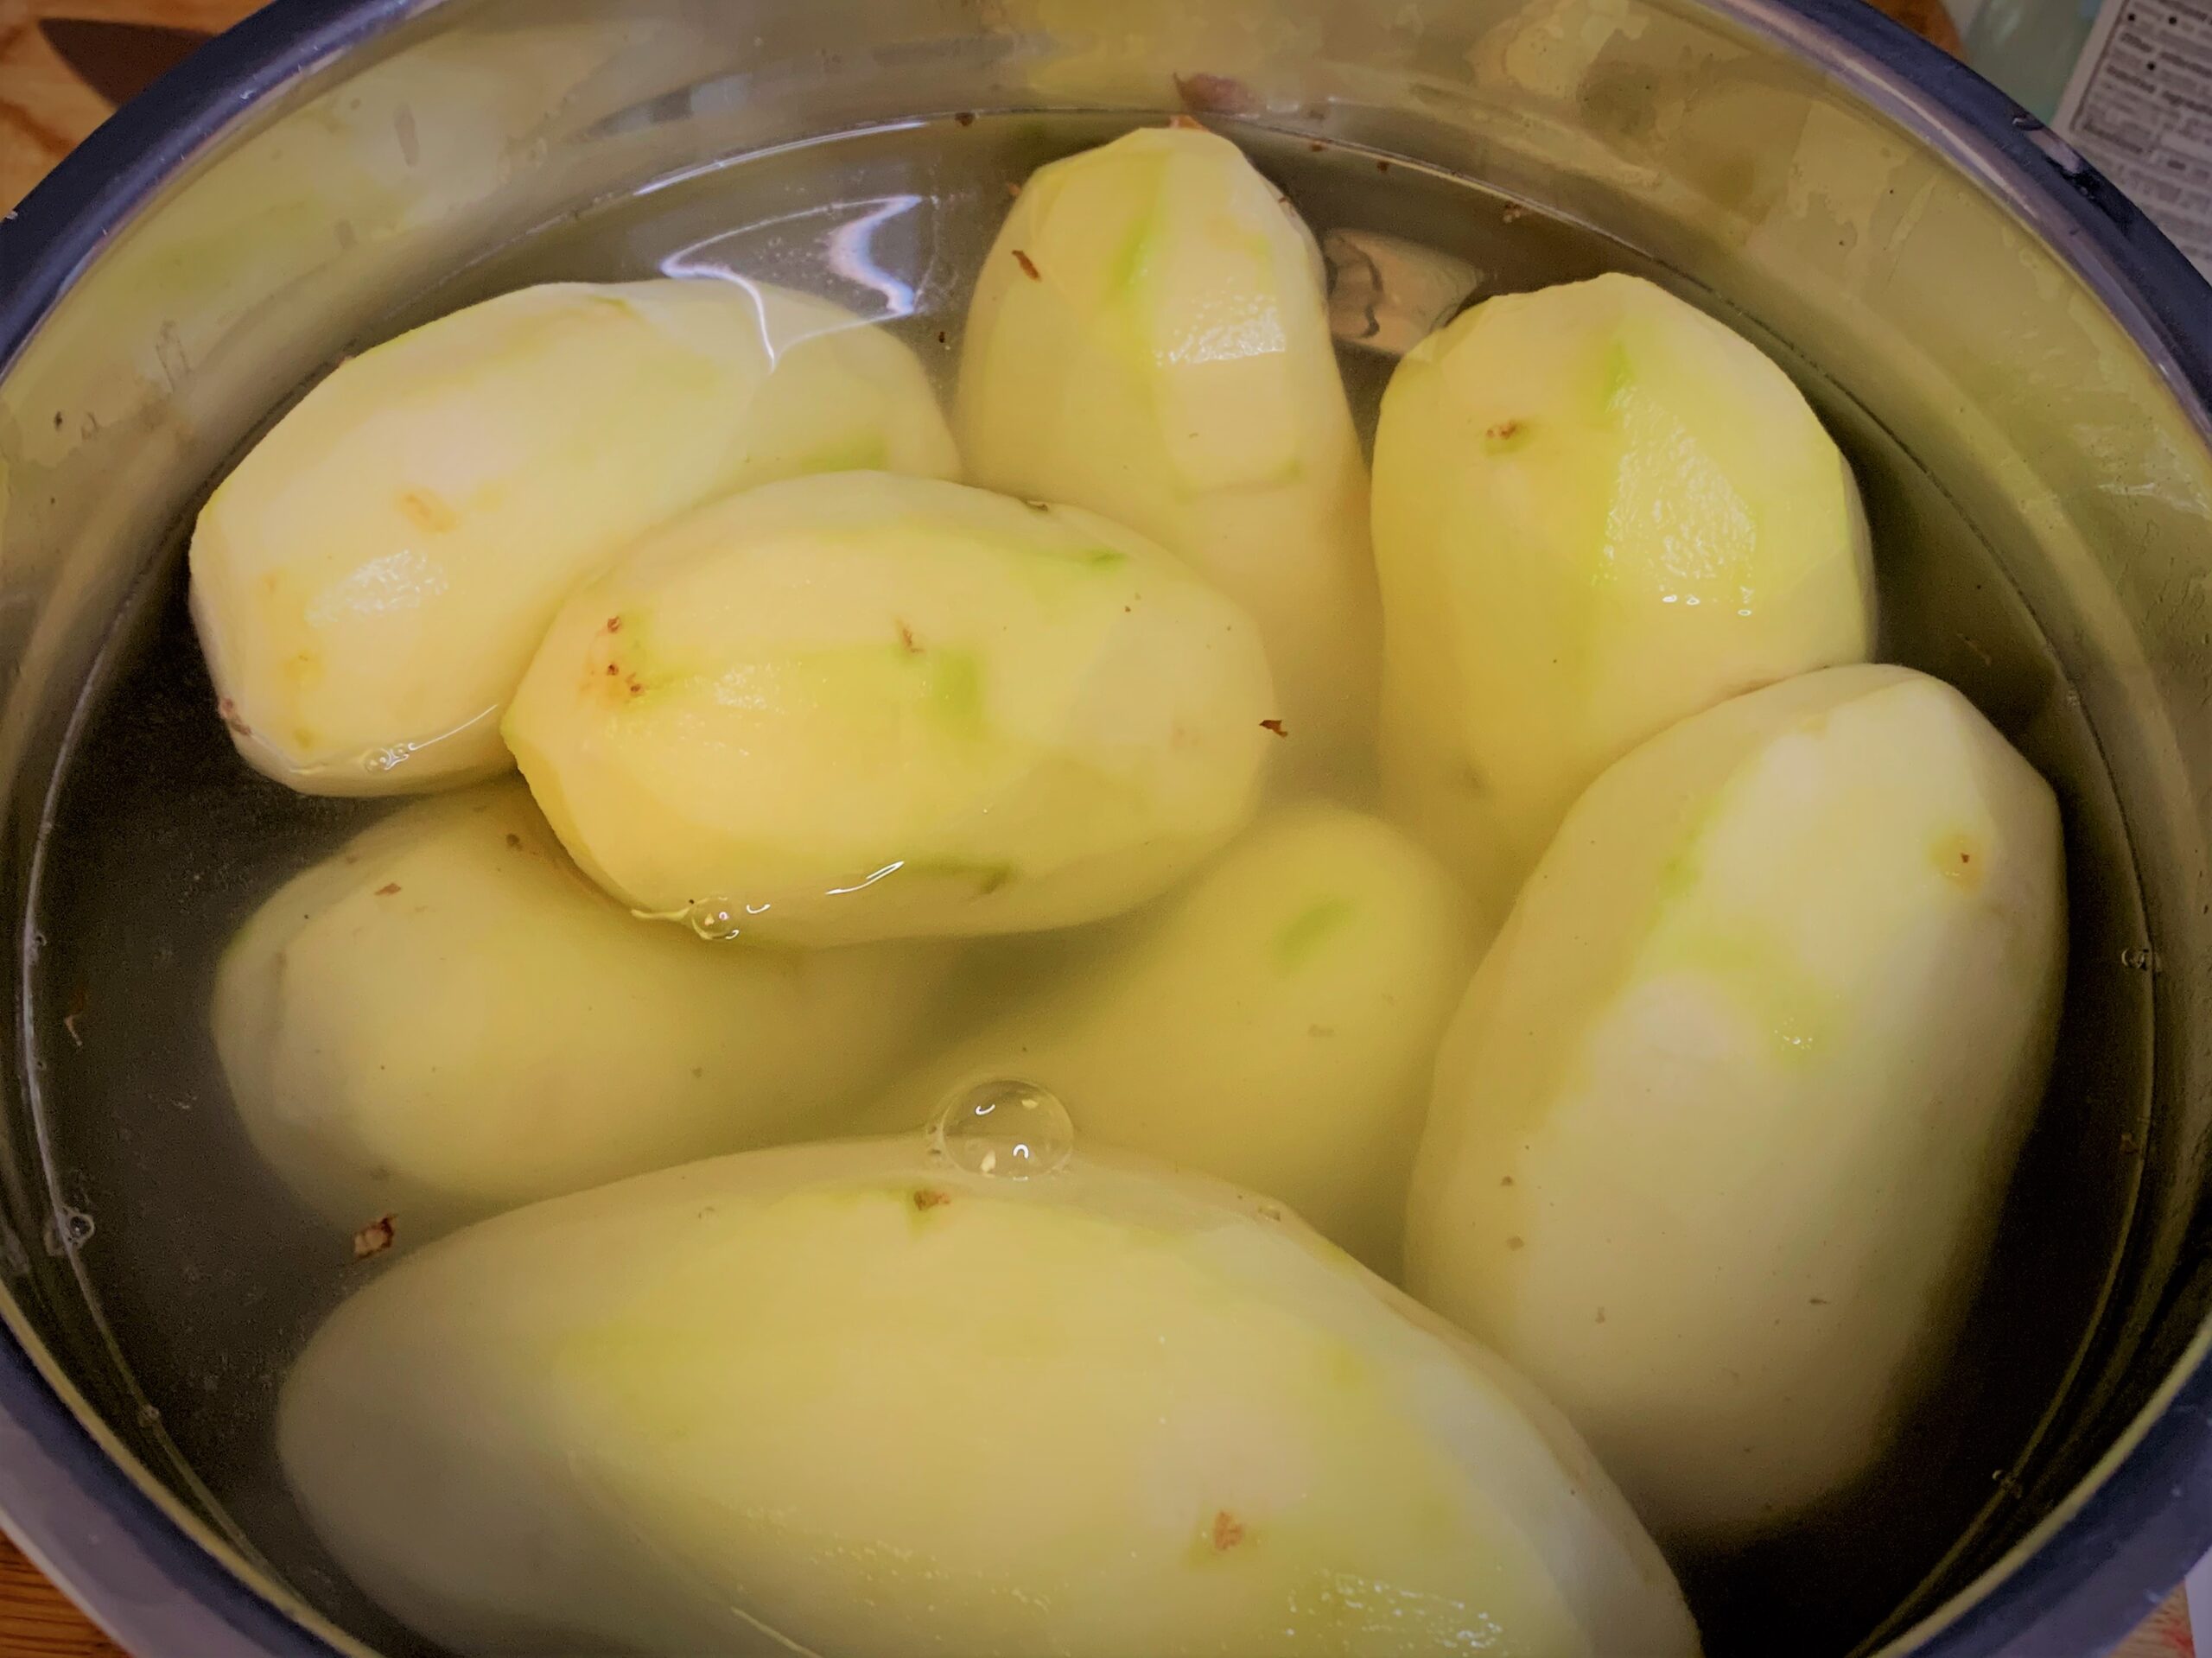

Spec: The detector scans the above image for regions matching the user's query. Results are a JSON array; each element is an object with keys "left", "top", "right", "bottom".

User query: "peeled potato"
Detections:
[
  {"left": 281, "top": 1139, "right": 1701, "bottom": 1658},
  {"left": 853, "top": 804, "right": 1483, "bottom": 1273},
  {"left": 1405, "top": 664, "right": 2064, "bottom": 1549},
  {"left": 504, "top": 472, "right": 1275, "bottom": 948},
  {"left": 191, "top": 279, "right": 958, "bottom": 795},
  {"left": 214, "top": 783, "right": 944, "bottom": 1239},
  {"left": 957, "top": 125, "right": 1378, "bottom": 772},
  {"left": 1373, "top": 271, "right": 1873, "bottom": 911}
]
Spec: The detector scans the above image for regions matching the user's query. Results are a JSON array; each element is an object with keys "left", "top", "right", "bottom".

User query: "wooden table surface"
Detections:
[
  {"left": 0, "top": 0, "right": 2198, "bottom": 1654},
  {"left": 0, "top": 1542, "right": 121, "bottom": 1658}
]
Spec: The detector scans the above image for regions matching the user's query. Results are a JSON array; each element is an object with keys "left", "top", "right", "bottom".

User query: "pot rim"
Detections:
[{"left": 0, "top": 0, "right": 2208, "bottom": 1653}]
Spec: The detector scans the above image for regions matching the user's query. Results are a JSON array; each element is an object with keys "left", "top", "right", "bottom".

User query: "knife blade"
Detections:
[{"left": 36, "top": 17, "right": 215, "bottom": 109}]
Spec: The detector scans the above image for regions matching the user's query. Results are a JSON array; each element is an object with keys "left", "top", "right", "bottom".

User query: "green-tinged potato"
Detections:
[
  {"left": 1405, "top": 664, "right": 2063, "bottom": 1549},
  {"left": 957, "top": 126, "right": 1378, "bottom": 773},
  {"left": 852, "top": 805, "right": 1483, "bottom": 1273},
  {"left": 504, "top": 472, "right": 1275, "bottom": 948},
  {"left": 1373, "top": 271, "right": 1873, "bottom": 912},
  {"left": 191, "top": 279, "right": 958, "bottom": 795},
  {"left": 215, "top": 783, "right": 945, "bottom": 1240},
  {"left": 280, "top": 1138, "right": 1701, "bottom": 1658}
]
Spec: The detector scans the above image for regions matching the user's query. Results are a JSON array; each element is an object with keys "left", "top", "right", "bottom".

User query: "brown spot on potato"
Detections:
[
  {"left": 352, "top": 1215, "right": 397, "bottom": 1260},
  {"left": 1506, "top": 1236, "right": 1524, "bottom": 1250},
  {"left": 1211, "top": 1510, "right": 1245, "bottom": 1550},
  {"left": 397, "top": 488, "right": 459, "bottom": 533},
  {"left": 505, "top": 832, "right": 523, "bottom": 849},
  {"left": 955, "top": 111, "right": 976, "bottom": 126},
  {"left": 1012, "top": 249, "right": 1041, "bottom": 281},
  {"left": 897, "top": 620, "right": 921, "bottom": 654},
  {"left": 1260, "top": 718, "right": 1287, "bottom": 736},
  {"left": 606, "top": 615, "right": 623, "bottom": 633},
  {"left": 912, "top": 1187, "right": 952, "bottom": 1211},
  {"left": 374, "top": 882, "right": 402, "bottom": 897},
  {"left": 1934, "top": 831, "right": 1985, "bottom": 888}
]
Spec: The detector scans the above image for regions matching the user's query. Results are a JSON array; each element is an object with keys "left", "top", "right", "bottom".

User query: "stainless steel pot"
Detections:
[{"left": 2, "top": 1, "right": 2209, "bottom": 1653}]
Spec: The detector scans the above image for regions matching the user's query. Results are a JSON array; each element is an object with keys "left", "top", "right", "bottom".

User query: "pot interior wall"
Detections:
[{"left": 1, "top": 2, "right": 2208, "bottom": 1655}]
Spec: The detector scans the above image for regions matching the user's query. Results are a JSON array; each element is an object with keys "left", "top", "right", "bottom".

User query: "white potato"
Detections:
[
  {"left": 854, "top": 804, "right": 1482, "bottom": 1273},
  {"left": 215, "top": 783, "right": 944, "bottom": 1239},
  {"left": 504, "top": 472, "right": 1275, "bottom": 947},
  {"left": 957, "top": 125, "right": 1378, "bottom": 773},
  {"left": 1405, "top": 664, "right": 2064, "bottom": 1548},
  {"left": 1373, "top": 271, "right": 1873, "bottom": 911},
  {"left": 191, "top": 279, "right": 957, "bottom": 794},
  {"left": 281, "top": 1139, "right": 1700, "bottom": 1658}
]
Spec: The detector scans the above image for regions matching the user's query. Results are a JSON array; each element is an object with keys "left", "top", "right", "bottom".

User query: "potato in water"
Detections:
[
  {"left": 853, "top": 804, "right": 1484, "bottom": 1274},
  {"left": 504, "top": 472, "right": 1275, "bottom": 947},
  {"left": 215, "top": 783, "right": 943, "bottom": 1240},
  {"left": 958, "top": 126, "right": 1378, "bottom": 772},
  {"left": 1373, "top": 271, "right": 1873, "bottom": 912},
  {"left": 281, "top": 1139, "right": 1701, "bottom": 1658},
  {"left": 1406, "top": 664, "right": 2063, "bottom": 1549},
  {"left": 191, "top": 279, "right": 957, "bottom": 794}
]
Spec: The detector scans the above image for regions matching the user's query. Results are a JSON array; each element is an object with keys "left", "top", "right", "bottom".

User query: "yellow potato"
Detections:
[
  {"left": 191, "top": 279, "right": 958, "bottom": 794},
  {"left": 1405, "top": 664, "right": 2063, "bottom": 1549},
  {"left": 214, "top": 783, "right": 945, "bottom": 1240},
  {"left": 854, "top": 804, "right": 1483, "bottom": 1273},
  {"left": 281, "top": 1139, "right": 1701, "bottom": 1658},
  {"left": 957, "top": 126, "right": 1378, "bottom": 774},
  {"left": 1373, "top": 271, "right": 1873, "bottom": 912},
  {"left": 504, "top": 472, "right": 1275, "bottom": 947}
]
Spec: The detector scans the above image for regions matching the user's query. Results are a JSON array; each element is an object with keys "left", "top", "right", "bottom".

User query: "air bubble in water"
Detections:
[
  {"left": 41, "top": 1205, "right": 94, "bottom": 1256},
  {"left": 677, "top": 896, "right": 779, "bottom": 940},
  {"left": 930, "top": 1079, "right": 1073, "bottom": 1179},
  {"left": 361, "top": 743, "right": 413, "bottom": 776},
  {"left": 685, "top": 900, "right": 748, "bottom": 941}
]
